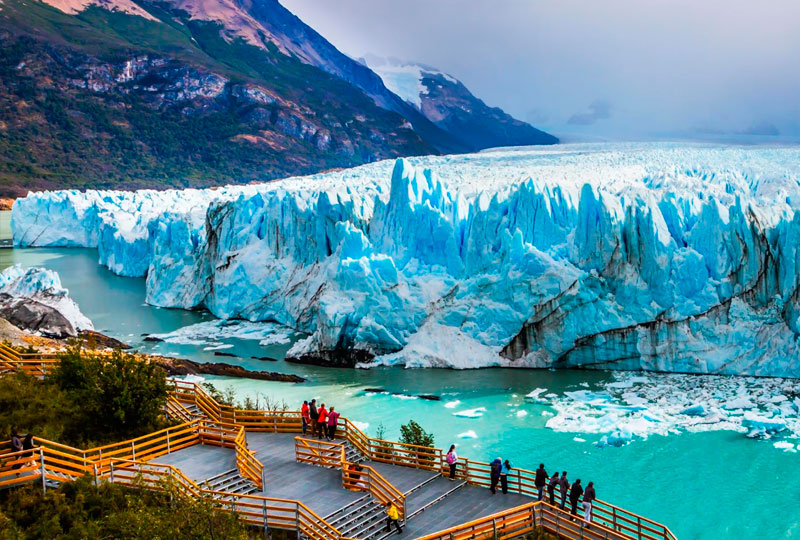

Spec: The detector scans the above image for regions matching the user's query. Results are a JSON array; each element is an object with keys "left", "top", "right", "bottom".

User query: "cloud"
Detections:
[{"left": 567, "top": 100, "right": 613, "bottom": 126}]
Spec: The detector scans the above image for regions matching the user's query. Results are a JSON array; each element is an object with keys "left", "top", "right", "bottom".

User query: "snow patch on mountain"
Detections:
[{"left": 365, "top": 56, "right": 457, "bottom": 109}]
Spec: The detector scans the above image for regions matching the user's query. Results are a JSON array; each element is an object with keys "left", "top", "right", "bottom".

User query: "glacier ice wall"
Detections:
[
  {"left": 0, "top": 264, "right": 93, "bottom": 335},
  {"left": 12, "top": 143, "right": 800, "bottom": 375}
]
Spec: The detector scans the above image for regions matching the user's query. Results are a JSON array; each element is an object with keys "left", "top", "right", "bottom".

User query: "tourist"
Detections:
[
  {"left": 309, "top": 399, "right": 318, "bottom": 438},
  {"left": 385, "top": 502, "right": 403, "bottom": 534},
  {"left": 327, "top": 406, "right": 340, "bottom": 440},
  {"left": 547, "top": 471, "right": 560, "bottom": 505},
  {"left": 446, "top": 444, "right": 458, "bottom": 481},
  {"left": 569, "top": 479, "right": 583, "bottom": 518},
  {"left": 317, "top": 403, "right": 328, "bottom": 439},
  {"left": 489, "top": 457, "right": 502, "bottom": 494},
  {"left": 22, "top": 433, "right": 35, "bottom": 468},
  {"left": 583, "top": 481, "right": 595, "bottom": 526},
  {"left": 301, "top": 400, "right": 310, "bottom": 435},
  {"left": 534, "top": 463, "right": 548, "bottom": 501},
  {"left": 10, "top": 429, "right": 22, "bottom": 470},
  {"left": 558, "top": 472, "right": 570, "bottom": 509},
  {"left": 500, "top": 459, "right": 513, "bottom": 494}
]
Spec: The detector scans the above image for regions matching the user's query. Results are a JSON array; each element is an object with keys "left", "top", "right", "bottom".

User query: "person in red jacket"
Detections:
[
  {"left": 301, "top": 400, "right": 310, "bottom": 435},
  {"left": 327, "top": 406, "right": 340, "bottom": 440},
  {"left": 316, "top": 403, "right": 328, "bottom": 439}
]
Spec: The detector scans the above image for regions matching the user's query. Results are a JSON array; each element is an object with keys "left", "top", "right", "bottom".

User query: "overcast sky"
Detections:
[{"left": 281, "top": 0, "right": 800, "bottom": 142}]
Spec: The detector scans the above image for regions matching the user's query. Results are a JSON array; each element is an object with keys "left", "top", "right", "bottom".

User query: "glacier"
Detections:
[
  {"left": 0, "top": 265, "right": 93, "bottom": 336},
  {"left": 11, "top": 142, "right": 800, "bottom": 376}
]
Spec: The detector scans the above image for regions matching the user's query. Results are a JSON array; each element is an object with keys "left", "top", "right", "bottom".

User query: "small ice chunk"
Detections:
[
  {"left": 516, "top": 410, "right": 528, "bottom": 418},
  {"left": 773, "top": 441, "right": 796, "bottom": 452},
  {"left": 454, "top": 407, "right": 486, "bottom": 418},
  {"left": 444, "top": 400, "right": 461, "bottom": 409},
  {"left": 524, "top": 388, "right": 548, "bottom": 402},
  {"left": 680, "top": 405, "right": 706, "bottom": 417},
  {"left": 573, "top": 437, "right": 586, "bottom": 442},
  {"left": 458, "top": 430, "right": 478, "bottom": 439}
]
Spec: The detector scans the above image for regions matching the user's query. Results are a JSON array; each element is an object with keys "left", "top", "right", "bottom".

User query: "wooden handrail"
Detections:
[
  {"left": 0, "top": 351, "right": 678, "bottom": 540},
  {"left": 342, "top": 461, "right": 406, "bottom": 521}
]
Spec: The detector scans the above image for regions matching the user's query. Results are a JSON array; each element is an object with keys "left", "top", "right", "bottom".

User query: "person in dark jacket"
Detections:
[
  {"left": 21, "top": 433, "right": 34, "bottom": 468},
  {"left": 534, "top": 463, "right": 548, "bottom": 501},
  {"left": 489, "top": 457, "right": 502, "bottom": 494},
  {"left": 569, "top": 479, "right": 583, "bottom": 518},
  {"left": 547, "top": 471, "right": 560, "bottom": 505},
  {"left": 10, "top": 429, "right": 22, "bottom": 470},
  {"left": 583, "top": 481, "right": 596, "bottom": 525},
  {"left": 558, "top": 471, "right": 570, "bottom": 509},
  {"left": 308, "top": 399, "right": 318, "bottom": 438}
]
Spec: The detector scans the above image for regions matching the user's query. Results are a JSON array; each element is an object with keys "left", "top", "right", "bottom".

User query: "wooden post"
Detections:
[
  {"left": 93, "top": 463, "right": 99, "bottom": 487},
  {"left": 492, "top": 518, "right": 498, "bottom": 540},
  {"left": 517, "top": 469, "right": 522, "bottom": 495},
  {"left": 131, "top": 441, "right": 136, "bottom": 461},
  {"left": 110, "top": 461, "right": 115, "bottom": 483},
  {"left": 167, "top": 430, "right": 171, "bottom": 454},
  {"left": 39, "top": 448, "right": 46, "bottom": 494},
  {"left": 268, "top": 501, "right": 269, "bottom": 538},
  {"left": 295, "top": 505, "right": 301, "bottom": 540}
]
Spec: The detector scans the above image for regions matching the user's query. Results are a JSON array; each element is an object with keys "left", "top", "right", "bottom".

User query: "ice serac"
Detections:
[
  {"left": 0, "top": 265, "right": 93, "bottom": 337},
  {"left": 11, "top": 143, "right": 800, "bottom": 376}
]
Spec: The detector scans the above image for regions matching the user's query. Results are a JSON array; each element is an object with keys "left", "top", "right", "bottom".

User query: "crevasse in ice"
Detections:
[{"left": 11, "top": 143, "right": 800, "bottom": 375}]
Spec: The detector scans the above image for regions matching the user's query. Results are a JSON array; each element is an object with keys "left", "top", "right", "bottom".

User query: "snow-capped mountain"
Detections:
[
  {"left": 13, "top": 143, "right": 800, "bottom": 377},
  {"left": 365, "top": 56, "right": 557, "bottom": 151}
]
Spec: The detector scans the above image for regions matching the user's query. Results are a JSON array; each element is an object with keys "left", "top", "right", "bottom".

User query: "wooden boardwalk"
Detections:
[
  {"left": 154, "top": 431, "right": 530, "bottom": 533},
  {"left": 0, "top": 351, "right": 679, "bottom": 540}
]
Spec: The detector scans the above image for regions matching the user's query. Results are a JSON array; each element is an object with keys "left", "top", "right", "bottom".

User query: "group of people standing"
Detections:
[
  {"left": 9, "top": 428, "right": 35, "bottom": 472},
  {"left": 445, "top": 446, "right": 597, "bottom": 527},
  {"left": 301, "top": 399, "right": 340, "bottom": 441},
  {"left": 542, "top": 467, "right": 596, "bottom": 525}
]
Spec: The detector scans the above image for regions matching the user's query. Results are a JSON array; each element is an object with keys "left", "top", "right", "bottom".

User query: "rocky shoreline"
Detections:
[{"left": 0, "top": 317, "right": 305, "bottom": 383}]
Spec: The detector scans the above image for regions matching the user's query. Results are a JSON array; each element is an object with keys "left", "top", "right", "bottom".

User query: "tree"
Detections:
[
  {"left": 53, "top": 346, "right": 168, "bottom": 443},
  {"left": 399, "top": 420, "right": 434, "bottom": 448}
]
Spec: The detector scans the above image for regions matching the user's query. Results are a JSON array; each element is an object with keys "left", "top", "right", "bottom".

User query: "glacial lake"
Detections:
[{"left": 1, "top": 214, "right": 798, "bottom": 540}]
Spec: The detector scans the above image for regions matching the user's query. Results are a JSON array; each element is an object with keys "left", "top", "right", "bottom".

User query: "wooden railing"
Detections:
[
  {"left": 341, "top": 461, "right": 406, "bottom": 520},
  {"left": 413, "top": 503, "right": 537, "bottom": 540},
  {"left": 0, "top": 343, "right": 58, "bottom": 377},
  {"left": 0, "top": 349, "right": 678, "bottom": 540},
  {"left": 294, "top": 437, "right": 345, "bottom": 468},
  {"left": 100, "top": 457, "right": 341, "bottom": 540},
  {"left": 234, "top": 427, "right": 264, "bottom": 490}
]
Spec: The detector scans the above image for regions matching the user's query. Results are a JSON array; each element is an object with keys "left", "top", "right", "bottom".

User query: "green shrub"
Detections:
[
  {"left": 399, "top": 420, "right": 434, "bottom": 448},
  {"left": 0, "top": 477, "right": 255, "bottom": 539},
  {"left": 52, "top": 346, "right": 169, "bottom": 443}
]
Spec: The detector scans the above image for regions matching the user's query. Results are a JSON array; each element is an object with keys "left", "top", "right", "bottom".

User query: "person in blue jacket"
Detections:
[{"left": 500, "top": 459, "right": 513, "bottom": 494}]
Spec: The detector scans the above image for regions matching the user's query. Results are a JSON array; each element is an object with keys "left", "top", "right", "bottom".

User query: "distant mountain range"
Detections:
[
  {"left": 0, "top": 0, "right": 556, "bottom": 196},
  {"left": 364, "top": 56, "right": 557, "bottom": 152}
]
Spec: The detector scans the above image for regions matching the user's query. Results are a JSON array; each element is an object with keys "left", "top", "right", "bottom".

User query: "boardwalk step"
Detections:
[
  {"left": 325, "top": 494, "right": 371, "bottom": 522},
  {"left": 406, "top": 481, "right": 467, "bottom": 521},
  {"left": 202, "top": 468, "right": 258, "bottom": 496},
  {"left": 329, "top": 498, "right": 379, "bottom": 529},
  {"left": 403, "top": 472, "right": 441, "bottom": 496}
]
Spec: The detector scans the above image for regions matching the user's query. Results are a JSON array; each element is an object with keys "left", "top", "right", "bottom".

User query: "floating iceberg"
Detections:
[
  {"left": 145, "top": 319, "right": 296, "bottom": 348},
  {"left": 12, "top": 143, "right": 800, "bottom": 375},
  {"left": 0, "top": 265, "right": 93, "bottom": 337},
  {"left": 454, "top": 407, "right": 486, "bottom": 418}
]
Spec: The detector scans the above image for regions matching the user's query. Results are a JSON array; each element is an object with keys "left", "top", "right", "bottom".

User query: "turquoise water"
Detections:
[{"left": 1, "top": 240, "right": 798, "bottom": 539}]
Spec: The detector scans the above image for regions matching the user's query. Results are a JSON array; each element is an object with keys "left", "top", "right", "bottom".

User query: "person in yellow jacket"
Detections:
[{"left": 385, "top": 502, "right": 403, "bottom": 534}]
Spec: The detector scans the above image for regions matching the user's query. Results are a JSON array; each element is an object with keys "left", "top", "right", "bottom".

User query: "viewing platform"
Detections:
[{"left": 0, "top": 347, "right": 678, "bottom": 540}]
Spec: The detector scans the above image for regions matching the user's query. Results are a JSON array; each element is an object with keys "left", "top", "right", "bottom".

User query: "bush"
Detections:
[
  {"left": 0, "top": 346, "right": 169, "bottom": 447},
  {"left": 52, "top": 346, "right": 169, "bottom": 443},
  {"left": 399, "top": 420, "right": 434, "bottom": 448},
  {"left": 0, "top": 477, "right": 255, "bottom": 539}
]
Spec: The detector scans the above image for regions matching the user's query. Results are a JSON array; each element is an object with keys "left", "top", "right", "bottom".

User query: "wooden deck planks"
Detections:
[
  {"left": 150, "top": 444, "right": 236, "bottom": 482},
  {"left": 152, "top": 431, "right": 536, "bottom": 537}
]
